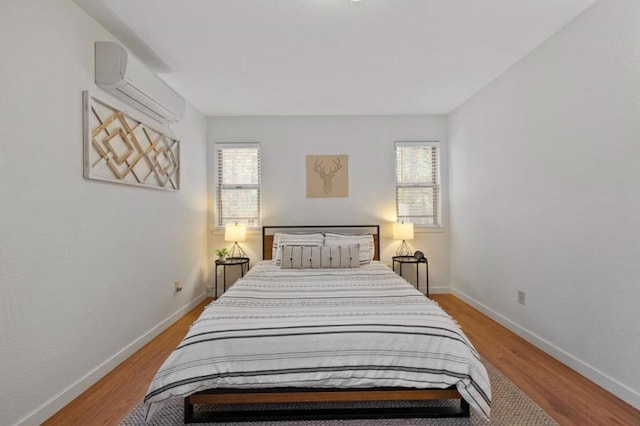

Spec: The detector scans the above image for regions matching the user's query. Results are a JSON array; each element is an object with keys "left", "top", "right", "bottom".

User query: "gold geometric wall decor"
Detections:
[{"left": 83, "top": 91, "right": 180, "bottom": 190}]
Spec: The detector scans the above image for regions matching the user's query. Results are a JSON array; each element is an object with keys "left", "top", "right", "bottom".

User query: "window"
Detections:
[
  {"left": 395, "top": 141, "right": 440, "bottom": 227},
  {"left": 216, "top": 143, "right": 261, "bottom": 228}
]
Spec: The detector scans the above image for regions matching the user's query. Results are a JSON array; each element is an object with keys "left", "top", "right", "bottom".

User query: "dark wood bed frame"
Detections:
[
  {"left": 262, "top": 224, "right": 381, "bottom": 262},
  {"left": 184, "top": 225, "right": 470, "bottom": 423}
]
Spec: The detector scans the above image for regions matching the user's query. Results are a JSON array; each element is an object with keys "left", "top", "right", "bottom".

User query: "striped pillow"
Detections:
[
  {"left": 281, "top": 244, "right": 361, "bottom": 269},
  {"left": 272, "top": 233, "right": 324, "bottom": 265},
  {"left": 323, "top": 233, "right": 374, "bottom": 264}
]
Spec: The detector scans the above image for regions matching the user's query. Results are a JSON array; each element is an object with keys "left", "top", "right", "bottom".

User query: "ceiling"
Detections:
[{"left": 74, "top": 0, "right": 595, "bottom": 116}]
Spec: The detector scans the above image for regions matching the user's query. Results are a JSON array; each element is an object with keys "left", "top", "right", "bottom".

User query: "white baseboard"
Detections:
[
  {"left": 427, "top": 286, "right": 450, "bottom": 295},
  {"left": 17, "top": 292, "right": 208, "bottom": 426},
  {"left": 452, "top": 288, "right": 640, "bottom": 410}
]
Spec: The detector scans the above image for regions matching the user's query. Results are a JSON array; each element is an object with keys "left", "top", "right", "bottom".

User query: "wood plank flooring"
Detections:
[
  {"left": 43, "top": 298, "right": 211, "bottom": 426},
  {"left": 432, "top": 295, "right": 639, "bottom": 425},
  {"left": 43, "top": 294, "right": 639, "bottom": 425}
]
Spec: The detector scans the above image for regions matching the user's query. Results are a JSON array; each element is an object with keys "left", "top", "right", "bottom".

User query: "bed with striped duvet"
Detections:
[{"left": 144, "top": 261, "right": 491, "bottom": 419}]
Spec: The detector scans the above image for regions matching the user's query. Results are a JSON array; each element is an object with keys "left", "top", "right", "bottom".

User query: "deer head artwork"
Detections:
[{"left": 312, "top": 157, "right": 343, "bottom": 195}]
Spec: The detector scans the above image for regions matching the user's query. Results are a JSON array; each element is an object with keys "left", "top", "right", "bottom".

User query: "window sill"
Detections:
[
  {"left": 414, "top": 226, "right": 445, "bottom": 234},
  {"left": 210, "top": 228, "right": 262, "bottom": 236}
]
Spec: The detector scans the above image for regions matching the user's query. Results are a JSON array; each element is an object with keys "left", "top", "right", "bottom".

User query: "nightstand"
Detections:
[
  {"left": 392, "top": 255, "right": 429, "bottom": 296},
  {"left": 214, "top": 257, "right": 249, "bottom": 298}
]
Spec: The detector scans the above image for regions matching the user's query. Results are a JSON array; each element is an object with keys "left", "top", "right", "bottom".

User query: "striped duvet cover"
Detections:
[{"left": 144, "top": 261, "right": 491, "bottom": 419}]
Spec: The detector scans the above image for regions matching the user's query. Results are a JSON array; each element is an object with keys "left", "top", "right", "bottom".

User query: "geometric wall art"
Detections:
[
  {"left": 306, "top": 154, "right": 348, "bottom": 198},
  {"left": 83, "top": 91, "right": 180, "bottom": 190}
]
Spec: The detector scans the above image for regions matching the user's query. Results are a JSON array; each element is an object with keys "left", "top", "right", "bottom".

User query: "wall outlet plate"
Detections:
[{"left": 518, "top": 290, "right": 525, "bottom": 305}]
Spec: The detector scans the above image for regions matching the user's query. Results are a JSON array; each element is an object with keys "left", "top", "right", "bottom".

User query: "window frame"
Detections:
[
  {"left": 395, "top": 141, "right": 441, "bottom": 228},
  {"left": 215, "top": 142, "right": 262, "bottom": 229}
]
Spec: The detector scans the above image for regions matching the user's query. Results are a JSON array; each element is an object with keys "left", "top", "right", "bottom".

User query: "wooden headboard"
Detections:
[{"left": 262, "top": 225, "right": 380, "bottom": 261}]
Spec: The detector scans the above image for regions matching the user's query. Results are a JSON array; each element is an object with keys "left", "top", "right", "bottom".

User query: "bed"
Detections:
[{"left": 144, "top": 225, "right": 491, "bottom": 423}]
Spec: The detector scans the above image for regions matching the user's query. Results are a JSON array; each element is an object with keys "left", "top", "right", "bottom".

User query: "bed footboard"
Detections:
[{"left": 184, "top": 387, "right": 470, "bottom": 423}]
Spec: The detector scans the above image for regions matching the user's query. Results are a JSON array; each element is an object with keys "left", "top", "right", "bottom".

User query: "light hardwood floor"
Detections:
[{"left": 43, "top": 295, "right": 639, "bottom": 425}]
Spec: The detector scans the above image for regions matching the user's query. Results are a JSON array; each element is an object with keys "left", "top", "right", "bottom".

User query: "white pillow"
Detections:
[
  {"left": 323, "top": 233, "right": 374, "bottom": 264},
  {"left": 272, "top": 233, "right": 324, "bottom": 265},
  {"left": 280, "top": 244, "right": 361, "bottom": 269}
]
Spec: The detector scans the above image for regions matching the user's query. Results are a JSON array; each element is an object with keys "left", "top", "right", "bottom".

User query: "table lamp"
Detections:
[
  {"left": 393, "top": 222, "right": 414, "bottom": 257},
  {"left": 224, "top": 223, "right": 247, "bottom": 258}
]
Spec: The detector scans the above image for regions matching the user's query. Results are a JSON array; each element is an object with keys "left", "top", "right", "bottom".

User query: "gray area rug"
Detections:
[{"left": 121, "top": 361, "right": 557, "bottom": 425}]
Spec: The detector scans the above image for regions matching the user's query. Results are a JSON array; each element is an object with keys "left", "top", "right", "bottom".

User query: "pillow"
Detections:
[
  {"left": 281, "top": 244, "right": 361, "bottom": 269},
  {"left": 323, "top": 233, "right": 374, "bottom": 264},
  {"left": 272, "top": 233, "right": 324, "bottom": 265}
]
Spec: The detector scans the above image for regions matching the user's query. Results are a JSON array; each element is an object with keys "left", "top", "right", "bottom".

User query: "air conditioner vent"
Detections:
[{"left": 95, "top": 42, "right": 185, "bottom": 123}]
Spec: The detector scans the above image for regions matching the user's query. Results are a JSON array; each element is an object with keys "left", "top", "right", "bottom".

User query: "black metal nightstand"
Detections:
[
  {"left": 392, "top": 255, "right": 429, "bottom": 296},
  {"left": 214, "top": 257, "right": 249, "bottom": 298}
]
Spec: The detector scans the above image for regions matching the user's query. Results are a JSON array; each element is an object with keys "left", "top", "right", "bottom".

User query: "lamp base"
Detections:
[
  {"left": 396, "top": 240, "right": 413, "bottom": 257},
  {"left": 229, "top": 242, "right": 247, "bottom": 259}
]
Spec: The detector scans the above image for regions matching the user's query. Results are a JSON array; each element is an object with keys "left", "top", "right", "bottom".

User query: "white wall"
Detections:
[
  {"left": 449, "top": 0, "right": 640, "bottom": 408},
  {"left": 0, "top": 1, "right": 209, "bottom": 424},
  {"left": 208, "top": 115, "right": 449, "bottom": 294}
]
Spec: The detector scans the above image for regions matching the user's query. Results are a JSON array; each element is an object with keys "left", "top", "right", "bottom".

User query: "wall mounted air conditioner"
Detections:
[{"left": 95, "top": 41, "right": 185, "bottom": 124}]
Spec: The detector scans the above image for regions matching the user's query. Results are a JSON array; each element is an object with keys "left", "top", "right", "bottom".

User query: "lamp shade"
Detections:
[
  {"left": 393, "top": 222, "right": 414, "bottom": 241},
  {"left": 224, "top": 223, "right": 247, "bottom": 242}
]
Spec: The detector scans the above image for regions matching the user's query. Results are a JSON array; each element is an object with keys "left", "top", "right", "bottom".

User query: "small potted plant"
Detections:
[{"left": 215, "top": 248, "right": 229, "bottom": 261}]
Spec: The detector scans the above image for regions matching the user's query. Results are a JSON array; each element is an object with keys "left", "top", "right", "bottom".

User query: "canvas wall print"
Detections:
[
  {"left": 306, "top": 155, "right": 348, "bottom": 198},
  {"left": 83, "top": 91, "right": 180, "bottom": 190}
]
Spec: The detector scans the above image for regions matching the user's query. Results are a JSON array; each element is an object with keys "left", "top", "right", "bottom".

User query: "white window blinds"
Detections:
[
  {"left": 395, "top": 141, "right": 440, "bottom": 226},
  {"left": 216, "top": 143, "right": 261, "bottom": 228}
]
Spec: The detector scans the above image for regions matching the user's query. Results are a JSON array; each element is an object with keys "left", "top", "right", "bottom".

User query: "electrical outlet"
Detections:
[
  {"left": 518, "top": 290, "right": 525, "bottom": 305},
  {"left": 174, "top": 280, "right": 182, "bottom": 292}
]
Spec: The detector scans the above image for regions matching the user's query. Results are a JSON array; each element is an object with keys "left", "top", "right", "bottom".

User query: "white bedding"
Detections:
[{"left": 144, "top": 261, "right": 491, "bottom": 419}]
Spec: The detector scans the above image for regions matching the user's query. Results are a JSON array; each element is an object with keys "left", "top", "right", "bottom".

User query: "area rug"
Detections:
[{"left": 121, "top": 361, "right": 557, "bottom": 425}]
